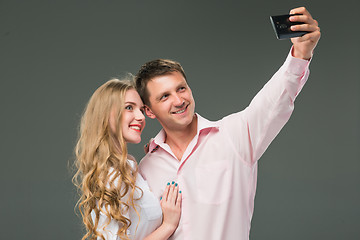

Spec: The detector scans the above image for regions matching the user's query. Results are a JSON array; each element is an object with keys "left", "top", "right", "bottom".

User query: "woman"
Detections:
[{"left": 73, "top": 77, "right": 181, "bottom": 240}]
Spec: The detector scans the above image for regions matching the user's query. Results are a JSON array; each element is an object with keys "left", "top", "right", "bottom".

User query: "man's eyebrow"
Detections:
[{"left": 155, "top": 83, "right": 186, "bottom": 99}]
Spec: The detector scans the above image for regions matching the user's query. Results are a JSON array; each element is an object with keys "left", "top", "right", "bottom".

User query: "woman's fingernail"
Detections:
[
  {"left": 175, "top": 183, "right": 178, "bottom": 187},
  {"left": 172, "top": 181, "right": 175, "bottom": 184},
  {"left": 160, "top": 197, "right": 162, "bottom": 200},
  {"left": 179, "top": 191, "right": 182, "bottom": 193},
  {"left": 167, "top": 182, "right": 170, "bottom": 185}
]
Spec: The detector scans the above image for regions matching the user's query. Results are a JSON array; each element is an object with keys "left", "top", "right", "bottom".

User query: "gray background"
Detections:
[{"left": 1, "top": 0, "right": 359, "bottom": 239}]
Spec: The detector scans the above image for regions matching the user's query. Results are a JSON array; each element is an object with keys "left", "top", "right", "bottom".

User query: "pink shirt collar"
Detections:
[{"left": 149, "top": 113, "right": 219, "bottom": 153}]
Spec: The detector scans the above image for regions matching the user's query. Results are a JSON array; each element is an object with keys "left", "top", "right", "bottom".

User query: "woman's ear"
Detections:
[{"left": 145, "top": 106, "right": 156, "bottom": 119}]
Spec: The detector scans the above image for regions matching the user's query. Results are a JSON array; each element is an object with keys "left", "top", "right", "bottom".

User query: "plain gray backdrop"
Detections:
[{"left": 1, "top": 0, "right": 359, "bottom": 239}]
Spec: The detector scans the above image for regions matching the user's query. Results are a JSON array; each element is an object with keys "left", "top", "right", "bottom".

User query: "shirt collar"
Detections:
[
  {"left": 196, "top": 113, "right": 219, "bottom": 134},
  {"left": 148, "top": 113, "right": 219, "bottom": 153}
]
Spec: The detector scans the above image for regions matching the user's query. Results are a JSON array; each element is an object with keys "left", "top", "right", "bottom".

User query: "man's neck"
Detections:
[{"left": 163, "top": 115, "right": 198, "bottom": 161}]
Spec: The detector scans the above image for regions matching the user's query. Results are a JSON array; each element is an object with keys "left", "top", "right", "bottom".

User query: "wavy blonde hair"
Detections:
[{"left": 73, "top": 77, "right": 141, "bottom": 240}]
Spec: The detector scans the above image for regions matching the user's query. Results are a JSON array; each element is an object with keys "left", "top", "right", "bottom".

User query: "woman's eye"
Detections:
[{"left": 125, "top": 105, "right": 133, "bottom": 110}]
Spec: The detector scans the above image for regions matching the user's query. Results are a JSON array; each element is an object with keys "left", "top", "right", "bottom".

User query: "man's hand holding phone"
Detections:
[
  {"left": 270, "top": 7, "right": 320, "bottom": 60},
  {"left": 289, "top": 7, "right": 321, "bottom": 60}
]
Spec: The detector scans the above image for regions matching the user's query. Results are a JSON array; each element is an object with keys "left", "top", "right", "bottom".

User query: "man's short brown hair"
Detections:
[{"left": 135, "top": 59, "right": 187, "bottom": 106}]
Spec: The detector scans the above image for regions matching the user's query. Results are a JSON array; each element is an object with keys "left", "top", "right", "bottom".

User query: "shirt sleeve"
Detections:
[{"left": 223, "top": 48, "right": 310, "bottom": 165}]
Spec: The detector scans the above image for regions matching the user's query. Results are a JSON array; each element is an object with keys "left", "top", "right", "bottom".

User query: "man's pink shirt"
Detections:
[{"left": 139, "top": 50, "right": 310, "bottom": 240}]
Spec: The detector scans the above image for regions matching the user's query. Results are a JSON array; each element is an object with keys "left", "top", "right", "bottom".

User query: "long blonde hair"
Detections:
[{"left": 73, "top": 77, "right": 140, "bottom": 240}]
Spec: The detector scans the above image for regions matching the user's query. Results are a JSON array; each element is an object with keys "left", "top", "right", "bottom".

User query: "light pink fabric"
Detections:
[{"left": 139, "top": 50, "right": 310, "bottom": 240}]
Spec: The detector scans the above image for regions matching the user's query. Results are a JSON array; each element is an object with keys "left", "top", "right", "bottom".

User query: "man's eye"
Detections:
[
  {"left": 178, "top": 87, "right": 186, "bottom": 91},
  {"left": 125, "top": 105, "right": 133, "bottom": 110},
  {"left": 160, "top": 94, "right": 169, "bottom": 100}
]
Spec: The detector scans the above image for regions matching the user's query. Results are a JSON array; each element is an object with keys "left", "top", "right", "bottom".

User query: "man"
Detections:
[{"left": 135, "top": 7, "right": 320, "bottom": 240}]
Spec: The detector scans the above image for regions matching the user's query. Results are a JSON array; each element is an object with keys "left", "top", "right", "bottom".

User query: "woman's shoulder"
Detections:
[
  {"left": 127, "top": 154, "right": 137, "bottom": 163},
  {"left": 108, "top": 158, "right": 137, "bottom": 176},
  {"left": 127, "top": 157, "right": 137, "bottom": 169}
]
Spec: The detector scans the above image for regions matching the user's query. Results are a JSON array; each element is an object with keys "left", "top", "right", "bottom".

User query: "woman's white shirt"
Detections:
[{"left": 91, "top": 161, "right": 163, "bottom": 240}]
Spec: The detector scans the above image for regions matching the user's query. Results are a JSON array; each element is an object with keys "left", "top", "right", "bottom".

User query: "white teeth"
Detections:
[
  {"left": 130, "top": 126, "right": 140, "bottom": 130},
  {"left": 174, "top": 109, "right": 185, "bottom": 114}
]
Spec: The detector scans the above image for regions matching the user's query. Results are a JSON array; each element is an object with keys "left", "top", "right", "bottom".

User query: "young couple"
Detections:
[{"left": 73, "top": 7, "right": 320, "bottom": 240}]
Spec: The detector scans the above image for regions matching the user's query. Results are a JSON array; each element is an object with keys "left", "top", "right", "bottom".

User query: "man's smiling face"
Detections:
[{"left": 145, "top": 71, "right": 195, "bottom": 132}]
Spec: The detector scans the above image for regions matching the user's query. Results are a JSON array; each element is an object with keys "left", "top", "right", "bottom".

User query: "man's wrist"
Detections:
[{"left": 292, "top": 46, "right": 312, "bottom": 60}]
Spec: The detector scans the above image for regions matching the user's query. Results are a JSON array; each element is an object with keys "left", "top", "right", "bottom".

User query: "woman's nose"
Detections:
[{"left": 135, "top": 109, "right": 145, "bottom": 121}]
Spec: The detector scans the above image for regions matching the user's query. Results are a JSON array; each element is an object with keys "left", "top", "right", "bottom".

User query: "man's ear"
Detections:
[{"left": 145, "top": 106, "right": 156, "bottom": 119}]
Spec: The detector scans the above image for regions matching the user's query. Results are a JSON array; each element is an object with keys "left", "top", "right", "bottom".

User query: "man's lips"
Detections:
[
  {"left": 129, "top": 124, "right": 142, "bottom": 132},
  {"left": 171, "top": 104, "right": 189, "bottom": 114}
]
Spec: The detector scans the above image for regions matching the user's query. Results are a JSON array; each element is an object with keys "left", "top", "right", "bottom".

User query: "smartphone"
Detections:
[{"left": 270, "top": 14, "right": 308, "bottom": 39}]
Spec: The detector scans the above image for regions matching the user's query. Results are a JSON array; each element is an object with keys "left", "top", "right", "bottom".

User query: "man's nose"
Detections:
[{"left": 173, "top": 94, "right": 185, "bottom": 107}]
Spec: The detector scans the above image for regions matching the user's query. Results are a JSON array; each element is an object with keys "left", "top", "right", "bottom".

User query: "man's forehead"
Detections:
[
  {"left": 146, "top": 74, "right": 187, "bottom": 102},
  {"left": 148, "top": 72, "right": 186, "bottom": 89}
]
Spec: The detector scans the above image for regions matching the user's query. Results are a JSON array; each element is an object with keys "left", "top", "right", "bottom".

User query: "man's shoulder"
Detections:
[
  {"left": 196, "top": 112, "right": 247, "bottom": 135},
  {"left": 197, "top": 112, "right": 240, "bottom": 129},
  {"left": 138, "top": 152, "right": 154, "bottom": 170},
  {"left": 217, "top": 110, "right": 247, "bottom": 126},
  {"left": 138, "top": 152, "right": 160, "bottom": 180}
]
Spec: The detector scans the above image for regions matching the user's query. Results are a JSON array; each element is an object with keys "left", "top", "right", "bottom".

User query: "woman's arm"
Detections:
[{"left": 144, "top": 182, "right": 182, "bottom": 240}]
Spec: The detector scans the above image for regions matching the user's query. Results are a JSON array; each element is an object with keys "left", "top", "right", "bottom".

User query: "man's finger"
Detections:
[
  {"left": 290, "top": 6, "right": 309, "bottom": 16},
  {"left": 290, "top": 24, "right": 319, "bottom": 33},
  {"left": 289, "top": 15, "right": 316, "bottom": 26}
]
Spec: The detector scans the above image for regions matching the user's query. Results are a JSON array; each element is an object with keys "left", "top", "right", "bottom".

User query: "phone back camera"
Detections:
[{"left": 279, "top": 23, "right": 288, "bottom": 29}]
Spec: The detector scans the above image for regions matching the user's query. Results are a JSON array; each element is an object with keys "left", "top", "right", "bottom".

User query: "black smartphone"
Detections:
[{"left": 270, "top": 14, "right": 308, "bottom": 39}]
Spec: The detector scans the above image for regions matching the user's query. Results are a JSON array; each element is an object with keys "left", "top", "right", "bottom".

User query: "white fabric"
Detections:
[{"left": 91, "top": 160, "right": 163, "bottom": 240}]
